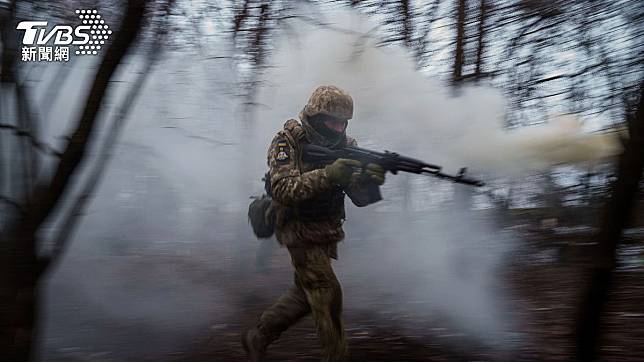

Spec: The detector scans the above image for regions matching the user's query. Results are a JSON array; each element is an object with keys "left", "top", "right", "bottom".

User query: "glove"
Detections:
[
  {"left": 325, "top": 158, "right": 361, "bottom": 187},
  {"left": 364, "top": 163, "right": 386, "bottom": 185}
]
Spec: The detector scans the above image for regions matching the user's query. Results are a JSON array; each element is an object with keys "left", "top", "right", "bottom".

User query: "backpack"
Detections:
[{"left": 248, "top": 173, "right": 276, "bottom": 239}]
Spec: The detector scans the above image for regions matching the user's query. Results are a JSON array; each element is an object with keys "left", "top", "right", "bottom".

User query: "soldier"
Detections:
[{"left": 242, "top": 85, "right": 386, "bottom": 361}]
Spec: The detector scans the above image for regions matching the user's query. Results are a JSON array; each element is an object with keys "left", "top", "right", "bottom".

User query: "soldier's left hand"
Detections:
[{"left": 364, "top": 163, "right": 385, "bottom": 185}]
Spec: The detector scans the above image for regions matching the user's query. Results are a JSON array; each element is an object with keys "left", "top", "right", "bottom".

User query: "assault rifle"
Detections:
[{"left": 302, "top": 144, "right": 484, "bottom": 187}]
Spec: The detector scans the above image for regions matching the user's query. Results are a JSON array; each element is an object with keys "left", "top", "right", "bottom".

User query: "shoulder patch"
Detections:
[{"left": 275, "top": 138, "right": 290, "bottom": 164}]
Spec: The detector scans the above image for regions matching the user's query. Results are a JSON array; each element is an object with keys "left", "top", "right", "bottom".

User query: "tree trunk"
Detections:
[
  {"left": 401, "top": 0, "right": 413, "bottom": 48},
  {"left": 0, "top": 0, "right": 17, "bottom": 84},
  {"left": 0, "top": 2, "right": 146, "bottom": 359},
  {"left": 474, "top": 0, "right": 487, "bottom": 80},
  {"left": 0, "top": 232, "right": 41, "bottom": 361},
  {"left": 574, "top": 83, "right": 644, "bottom": 361},
  {"left": 452, "top": 0, "right": 466, "bottom": 84}
]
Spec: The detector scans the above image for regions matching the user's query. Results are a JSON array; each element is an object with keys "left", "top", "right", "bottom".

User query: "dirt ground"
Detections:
[
  {"left": 181, "top": 235, "right": 644, "bottom": 361},
  {"left": 41, "top": 214, "right": 644, "bottom": 362}
]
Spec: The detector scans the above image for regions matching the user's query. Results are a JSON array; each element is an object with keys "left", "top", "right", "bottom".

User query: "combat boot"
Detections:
[{"left": 241, "top": 327, "right": 268, "bottom": 362}]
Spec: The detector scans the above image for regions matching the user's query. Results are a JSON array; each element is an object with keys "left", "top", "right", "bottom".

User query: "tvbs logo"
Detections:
[{"left": 17, "top": 9, "right": 111, "bottom": 62}]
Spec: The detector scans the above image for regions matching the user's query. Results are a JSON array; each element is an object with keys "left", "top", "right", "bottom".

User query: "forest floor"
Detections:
[
  {"left": 42, "top": 216, "right": 644, "bottom": 362},
  {"left": 181, "top": 232, "right": 644, "bottom": 361}
]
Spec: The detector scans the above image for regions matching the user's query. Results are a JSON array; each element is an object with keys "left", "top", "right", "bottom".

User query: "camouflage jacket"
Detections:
[{"left": 267, "top": 118, "right": 377, "bottom": 251}]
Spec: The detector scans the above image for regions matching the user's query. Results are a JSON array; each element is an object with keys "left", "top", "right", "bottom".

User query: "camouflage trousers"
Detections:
[{"left": 257, "top": 244, "right": 347, "bottom": 362}]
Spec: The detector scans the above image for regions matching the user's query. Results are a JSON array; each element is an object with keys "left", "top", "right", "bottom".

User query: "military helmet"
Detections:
[{"left": 302, "top": 85, "right": 353, "bottom": 120}]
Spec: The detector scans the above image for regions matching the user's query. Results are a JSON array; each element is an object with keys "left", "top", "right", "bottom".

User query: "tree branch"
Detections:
[
  {"left": 42, "top": 2, "right": 173, "bottom": 271},
  {"left": 0, "top": 0, "right": 148, "bottom": 280},
  {"left": 531, "top": 62, "right": 607, "bottom": 85},
  {"left": 0, "top": 195, "right": 23, "bottom": 213},
  {"left": 0, "top": 123, "right": 62, "bottom": 157},
  {"left": 160, "top": 126, "right": 238, "bottom": 146}
]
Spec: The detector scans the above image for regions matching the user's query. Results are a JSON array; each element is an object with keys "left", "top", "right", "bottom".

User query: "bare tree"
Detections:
[
  {"left": 574, "top": 83, "right": 644, "bottom": 361},
  {"left": 231, "top": 0, "right": 284, "bottom": 120},
  {"left": 452, "top": 0, "right": 466, "bottom": 84},
  {"left": 0, "top": 1, "right": 147, "bottom": 359},
  {"left": 474, "top": 0, "right": 487, "bottom": 80}
]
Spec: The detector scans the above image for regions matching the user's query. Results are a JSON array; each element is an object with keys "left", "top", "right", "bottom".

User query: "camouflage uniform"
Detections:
[{"left": 249, "top": 86, "right": 379, "bottom": 362}]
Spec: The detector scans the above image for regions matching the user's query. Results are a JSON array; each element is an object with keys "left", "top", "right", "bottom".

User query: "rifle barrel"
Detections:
[{"left": 302, "top": 144, "right": 484, "bottom": 187}]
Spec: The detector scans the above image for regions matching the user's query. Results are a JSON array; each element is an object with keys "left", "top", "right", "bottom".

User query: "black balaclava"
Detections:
[{"left": 307, "top": 114, "right": 347, "bottom": 146}]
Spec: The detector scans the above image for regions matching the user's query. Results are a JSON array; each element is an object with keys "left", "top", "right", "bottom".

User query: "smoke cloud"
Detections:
[
  {"left": 250, "top": 8, "right": 522, "bottom": 348},
  {"left": 250, "top": 7, "right": 620, "bottom": 348},
  {"left": 36, "top": 4, "right": 622, "bottom": 358},
  {"left": 253, "top": 9, "right": 621, "bottom": 176}
]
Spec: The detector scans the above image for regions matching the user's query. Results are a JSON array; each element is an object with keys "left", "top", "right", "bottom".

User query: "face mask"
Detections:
[{"left": 309, "top": 114, "right": 347, "bottom": 142}]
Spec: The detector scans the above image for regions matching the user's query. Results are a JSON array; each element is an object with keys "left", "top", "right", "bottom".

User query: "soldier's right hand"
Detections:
[{"left": 325, "top": 158, "right": 361, "bottom": 187}]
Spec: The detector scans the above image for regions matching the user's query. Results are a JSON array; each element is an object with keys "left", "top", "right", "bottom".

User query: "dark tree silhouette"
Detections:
[
  {"left": 574, "top": 83, "right": 644, "bottom": 361},
  {"left": 0, "top": 1, "right": 147, "bottom": 359},
  {"left": 452, "top": 0, "right": 466, "bottom": 84}
]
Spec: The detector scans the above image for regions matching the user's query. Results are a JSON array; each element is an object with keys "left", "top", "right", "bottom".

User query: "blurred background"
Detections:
[{"left": 0, "top": 0, "right": 642, "bottom": 361}]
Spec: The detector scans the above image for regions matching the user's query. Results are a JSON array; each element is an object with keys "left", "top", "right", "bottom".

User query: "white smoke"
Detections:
[
  {"left": 35, "top": 4, "right": 624, "bottom": 357},
  {"left": 252, "top": 9, "right": 621, "bottom": 177},
  {"left": 251, "top": 6, "right": 621, "bottom": 349}
]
